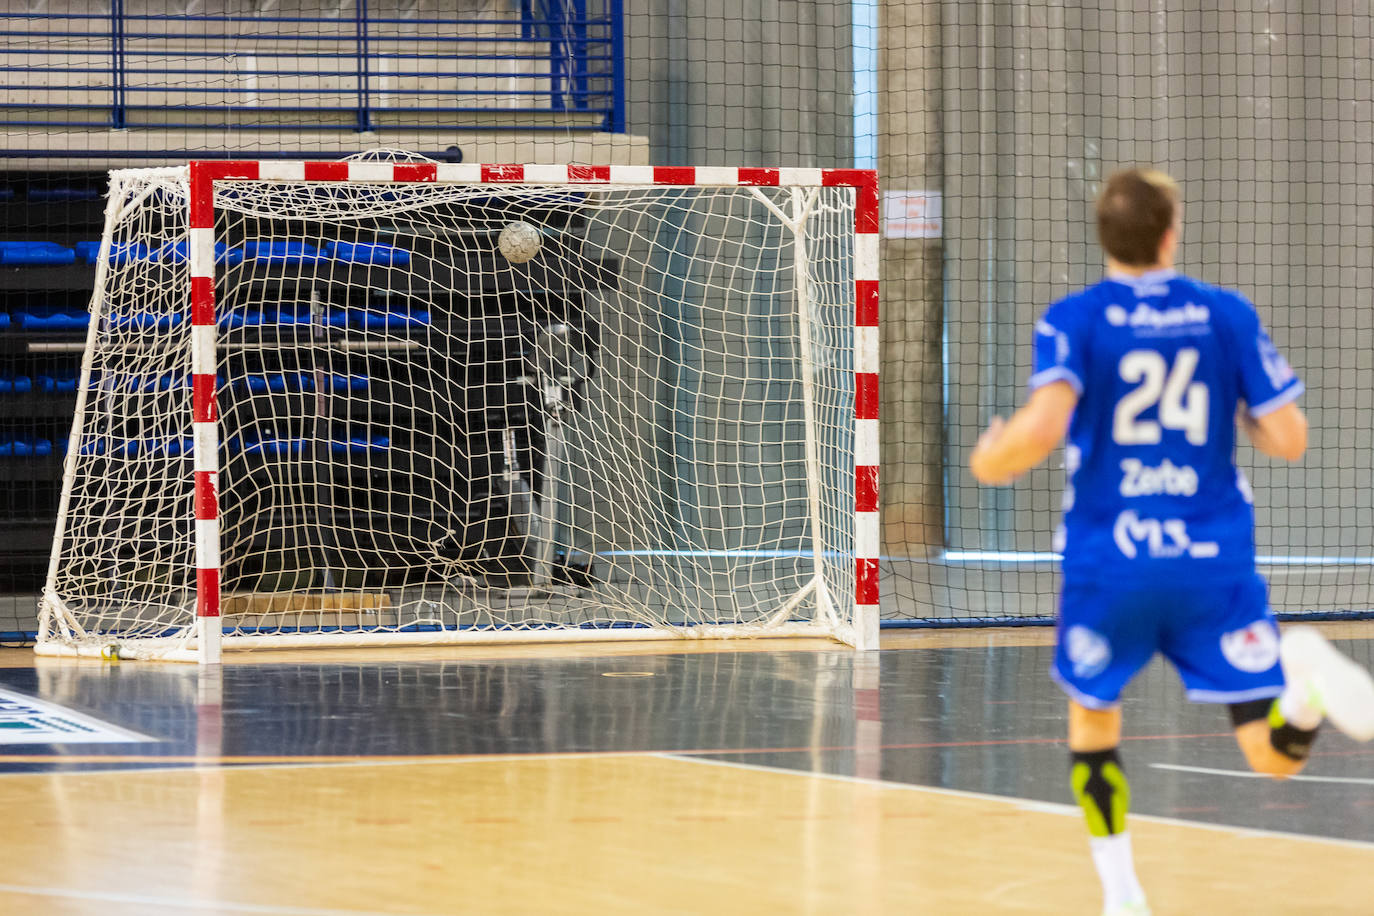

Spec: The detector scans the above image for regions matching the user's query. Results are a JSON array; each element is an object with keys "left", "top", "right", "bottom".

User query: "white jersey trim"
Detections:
[
  {"left": 1104, "top": 267, "right": 1178, "bottom": 296},
  {"left": 1185, "top": 685, "right": 1285, "bottom": 705},
  {"left": 1050, "top": 665, "right": 1121, "bottom": 709},
  {"left": 1028, "top": 366, "right": 1084, "bottom": 395},
  {"left": 1247, "top": 381, "right": 1305, "bottom": 418}
]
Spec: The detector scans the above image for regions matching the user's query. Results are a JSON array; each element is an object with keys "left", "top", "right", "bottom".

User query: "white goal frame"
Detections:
[{"left": 38, "top": 160, "right": 880, "bottom": 663}]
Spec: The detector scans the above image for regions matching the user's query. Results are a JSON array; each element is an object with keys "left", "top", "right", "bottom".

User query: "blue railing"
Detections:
[{"left": 0, "top": 2, "right": 625, "bottom": 133}]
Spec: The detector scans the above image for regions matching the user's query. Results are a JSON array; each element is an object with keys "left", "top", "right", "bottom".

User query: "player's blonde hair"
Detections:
[{"left": 1096, "top": 168, "right": 1180, "bottom": 267}]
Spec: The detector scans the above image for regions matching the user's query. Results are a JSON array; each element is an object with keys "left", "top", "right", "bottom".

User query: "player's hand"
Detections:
[{"left": 970, "top": 416, "right": 1014, "bottom": 485}]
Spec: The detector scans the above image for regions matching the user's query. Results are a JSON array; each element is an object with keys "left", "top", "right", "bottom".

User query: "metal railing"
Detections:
[{"left": 0, "top": 1, "right": 625, "bottom": 133}]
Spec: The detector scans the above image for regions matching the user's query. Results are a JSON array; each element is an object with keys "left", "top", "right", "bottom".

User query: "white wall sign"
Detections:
[{"left": 883, "top": 189, "right": 943, "bottom": 239}]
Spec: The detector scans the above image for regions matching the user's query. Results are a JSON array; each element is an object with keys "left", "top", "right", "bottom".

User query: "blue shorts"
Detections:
[{"left": 1052, "top": 573, "right": 1286, "bottom": 709}]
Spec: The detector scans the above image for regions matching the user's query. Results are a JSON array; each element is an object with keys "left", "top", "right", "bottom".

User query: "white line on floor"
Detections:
[
  {"left": 1152, "top": 762, "right": 1374, "bottom": 787},
  {"left": 657, "top": 753, "right": 1374, "bottom": 852},
  {"left": 0, "top": 882, "right": 441, "bottom": 916}
]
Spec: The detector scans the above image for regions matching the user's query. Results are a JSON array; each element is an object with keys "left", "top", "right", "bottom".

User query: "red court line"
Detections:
[{"left": 0, "top": 731, "right": 1234, "bottom": 768}]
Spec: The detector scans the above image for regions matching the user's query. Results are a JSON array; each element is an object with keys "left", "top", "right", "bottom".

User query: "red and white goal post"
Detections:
[{"left": 37, "top": 158, "right": 879, "bottom": 663}]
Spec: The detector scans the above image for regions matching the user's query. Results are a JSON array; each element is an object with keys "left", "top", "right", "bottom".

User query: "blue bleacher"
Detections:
[
  {"left": 325, "top": 310, "right": 432, "bottom": 330},
  {"left": 104, "top": 241, "right": 150, "bottom": 266},
  {"left": 235, "top": 373, "right": 369, "bottom": 394},
  {"left": 227, "top": 434, "right": 389, "bottom": 457},
  {"left": 73, "top": 239, "right": 411, "bottom": 268},
  {"left": 106, "top": 312, "right": 176, "bottom": 333},
  {"left": 326, "top": 242, "right": 412, "bottom": 267},
  {"left": 26, "top": 187, "right": 100, "bottom": 202},
  {"left": 0, "top": 241, "right": 76, "bottom": 266},
  {"left": 38, "top": 376, "right": 78, "bottom": 393},
  {"left": 0, "top": 439, "right": 54, "bottom": 457},
  {"left": 0, "top": 376, "right": 77, "bottom": 394},
  {"left": 72, "top": 438, "right": 195, "bottom": 460},
  {"left": 11, "top": 311, "right": 87, "bottom": 331},
  {"left": 242, "top": 241, "right": 326, "bottom": 265},
  {"left": 153, "top": 240, "right": 246, "bottom": 266}
]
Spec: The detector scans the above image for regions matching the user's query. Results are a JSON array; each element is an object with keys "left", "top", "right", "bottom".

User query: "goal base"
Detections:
[{"left": 34, "top": 619, "right": 857, "bottom": 664}]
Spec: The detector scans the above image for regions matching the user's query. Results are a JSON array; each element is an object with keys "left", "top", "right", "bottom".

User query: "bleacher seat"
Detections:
[
  {"left": 0, "top": 377, "right": 34, "bottom": 394},
  {"left": 0, "top": 242, "right": 76, "bottom": 266},
  {"left": 325, "top": 309, "right": 432, "bottom": 330},
  {"left": 326, "top": 242, "right": 412, "bottom": 266},
  {"left": 0, "top": 439, "right": 54, "bottom": 457},
  {"left": 26, "top": 187, "right": 100, "bottom": 202},
  {"left": 242, "top": 241, "right": 325, "bottom": 265},
  {"left": 12, "top": 312, "right": 88, "bottom": 331},
  {"left": 108, "top": 312, "right": 181, "bottom": 333},
  {"left": 37, "top": 376, "right": 79, "bottom": 393},
  {"left": 106, "top": 242, "right": 150, "bottom": 265},
  {"left": 154, "top": 240, "right": 246, "bottom": 266}
]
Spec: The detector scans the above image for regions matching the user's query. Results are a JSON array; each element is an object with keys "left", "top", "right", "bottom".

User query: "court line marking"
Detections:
[
  {"left": 0, "top": 881, "right": 445, "bottom": 916},
  {"left": 655, "top": 752, "right": 1374, "bottom": 853},
  {"left": 1152, "top": 762, "right": 1374, "bottom": 786},
  {"left": 3, "top": 747, "right": 1371, "bottom": 853},
  {"left": 0, "top": 729, "right": 1239, "bottom": 771}
]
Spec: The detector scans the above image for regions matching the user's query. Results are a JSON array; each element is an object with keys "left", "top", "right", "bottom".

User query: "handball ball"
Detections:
[{"left": 498, "top": 221, "right": 542, "bottom": 264}]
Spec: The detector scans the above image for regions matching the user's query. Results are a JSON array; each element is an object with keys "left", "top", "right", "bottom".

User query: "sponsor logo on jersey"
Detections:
[
  {"left": 1119, "top": 458, "right": 1199, "bottom": 497},
  {"left": 1104, "top": 301, "right": 1210, "bottom": 331},
  {"left": 1258, "top": 335, "right": 1296, "bottom": 388},
  {"left": 1065, "top": 625, "right": 1112, "bottom": 679},
  {"left": 1112, "top": 510, "right": 1220, "bottom": 559},
  {"left": 1036, "top": 319, "right": 1071, "bottom": 366},
  {"left": 1219, "top": 620, "right": 1280, "bottom": 673}
]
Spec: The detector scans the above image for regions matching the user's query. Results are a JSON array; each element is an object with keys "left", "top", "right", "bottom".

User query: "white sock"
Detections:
[
  {"left": 1280, "top": 682, "right": 1323, "bottom": 730},
  {"left": 1089, "top": 832, "right": 1146, "bottom": 911}
]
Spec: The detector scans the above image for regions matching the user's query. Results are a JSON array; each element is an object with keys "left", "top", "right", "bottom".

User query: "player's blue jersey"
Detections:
[{"left": 1031, "top": 268, "right": 1303, "bottom": 585}]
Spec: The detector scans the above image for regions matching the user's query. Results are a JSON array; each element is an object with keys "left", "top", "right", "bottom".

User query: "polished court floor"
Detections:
[{"left": 0, "top": 626, "right": 1371, "bottom": 914}]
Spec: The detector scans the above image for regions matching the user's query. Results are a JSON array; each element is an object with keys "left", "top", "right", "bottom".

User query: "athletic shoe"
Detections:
[{"left": 1280, "top": 626, "right": 1374, "bottom": 741}]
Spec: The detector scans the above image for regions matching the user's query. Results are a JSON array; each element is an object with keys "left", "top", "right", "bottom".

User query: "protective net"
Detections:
[
  {"left": 880, "top": 4, "right": 1374, "bottom": 626},
  {"left": 39, "top": 165, "right": 863, "bottom": 657}
]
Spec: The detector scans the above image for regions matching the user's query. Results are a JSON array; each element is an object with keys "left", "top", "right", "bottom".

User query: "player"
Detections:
[{"left": 969, "top": 168, "right": 1374, "bottom": 916}]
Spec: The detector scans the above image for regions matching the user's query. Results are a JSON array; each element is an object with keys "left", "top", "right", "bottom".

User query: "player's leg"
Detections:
[
  {"left": 1257, "top": 625, "right": 1374, "bottom": 761},
  {"left": 1161, "top": 575, "right": 1374, "bottom": 779},
  {"left": 1055, "top": 582, "right": 1155, "bottom": 916},
  {"left": 1067, "top": 701, "right": 1148, "bottom": 916},
  {"left": 1228, "top": 697, "right": 1309, "bottom": 778}
]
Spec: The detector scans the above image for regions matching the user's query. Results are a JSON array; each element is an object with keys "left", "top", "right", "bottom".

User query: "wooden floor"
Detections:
[
  {"left": 0, "top": 753, "right": 1371, "bottom": 915},
  {"left": 0, "top": 624, "right": 1371, "bottom": 914}
]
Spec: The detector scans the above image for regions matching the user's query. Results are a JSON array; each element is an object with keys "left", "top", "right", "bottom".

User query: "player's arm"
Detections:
[
  {"left": 1239, "top": 401, "right": 1307, "bottom": 462},
  {"left": 1231, "top": 293, "right": 1306, "bottom": 463},
  {"left": 969, "top": 380, "right": 1078, "bottom": 485}
]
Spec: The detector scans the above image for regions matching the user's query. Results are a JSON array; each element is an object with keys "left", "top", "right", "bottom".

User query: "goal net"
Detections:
[{"left": 38, "top": 159, "right": 878, "bottom": 662}]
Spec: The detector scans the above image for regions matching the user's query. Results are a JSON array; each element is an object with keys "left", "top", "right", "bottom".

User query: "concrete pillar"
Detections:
[{"left": 879, "top": 0, "right": 944, "bottom": 555}]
